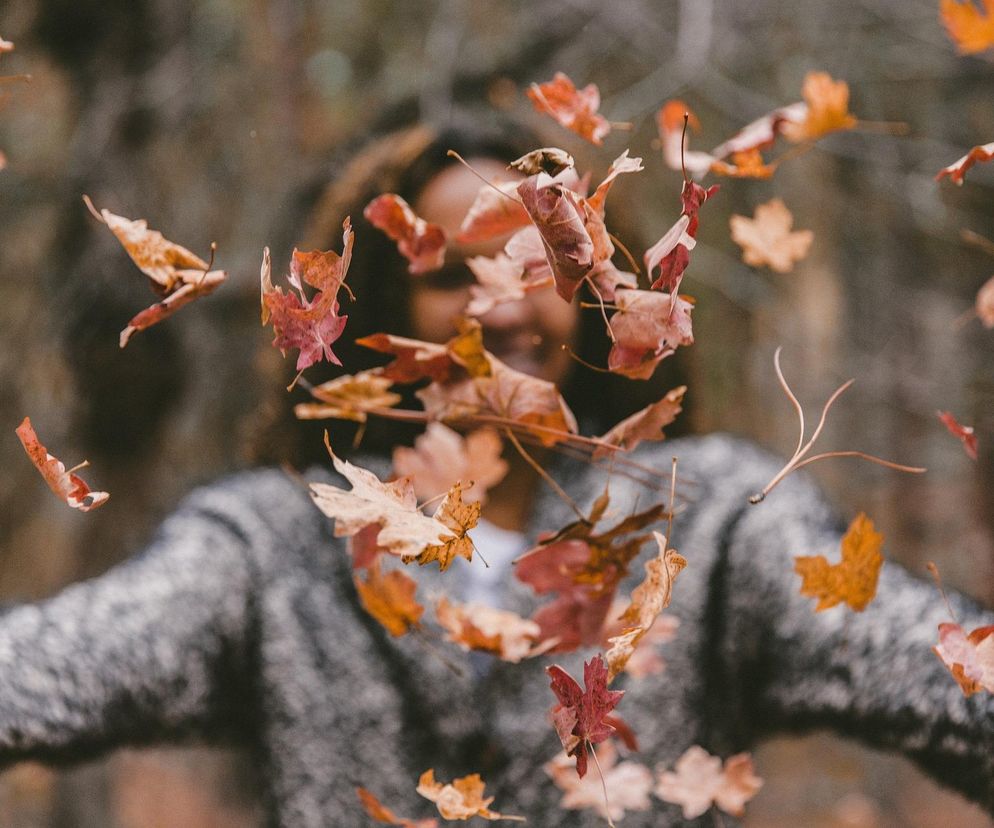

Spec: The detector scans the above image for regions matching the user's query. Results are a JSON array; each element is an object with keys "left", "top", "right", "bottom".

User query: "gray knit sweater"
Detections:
[{"left": 1, "top": 434, "right": 992, "bottom": 826}]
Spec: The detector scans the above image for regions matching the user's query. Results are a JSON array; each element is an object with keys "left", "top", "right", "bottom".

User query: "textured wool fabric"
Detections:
[{"left": 1, "top": 434, "right": 992, "bottom": 826}]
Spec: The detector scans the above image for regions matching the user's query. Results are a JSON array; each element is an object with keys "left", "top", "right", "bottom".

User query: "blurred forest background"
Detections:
[{"left": 0, "top": 0, "right": 992, "bottom": 825}]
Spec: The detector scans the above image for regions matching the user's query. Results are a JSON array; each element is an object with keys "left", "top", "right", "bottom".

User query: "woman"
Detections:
[{"left": 2, "top": 112, "right": 993, "bottom": 827}]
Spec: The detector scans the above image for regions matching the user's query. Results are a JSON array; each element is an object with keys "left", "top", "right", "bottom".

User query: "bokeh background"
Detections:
[{"left": 1, "top": 0, "right": 993, "bottom": 825}]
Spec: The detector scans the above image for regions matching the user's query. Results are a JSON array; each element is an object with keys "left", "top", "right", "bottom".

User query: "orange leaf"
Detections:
[
  {"left": 354, "top": 560, "right": 424, "bottom": 637},
  {"left": 15, "top": 417, "right": 108, "bottom": 512},
  {"left": 781, "top": 71, "right": 857, "bottom": 143},
  {"left": 935, "top": 141, "right": 994, "bottom": 185},
  {"left": 794, "top": 512, "right": 883, "bottom": 612},
  {"left": 729, "top": 198, "right": 813, "bottom": 273},
  {"left": 294, "top": 369, "right": 401, "bottom": 423},
  {"left": 364, "top": 194, "right": 447, "bottom": 274},
  {"left": 356, "top": 787, "right": 438, "bottom": 827},
  {"left": 596, "top": 386, "right": 686, "bottom": 457},
  {"left": 408, "top": 483, "right": 480, "bottom": 571},
  {"left": 416, "top": 770, "right": 524, "bottom": 822},
  {"left": 940, "top": 0, "right": 994, "bottom": 54},
  {"left": 527, "top": 72, "right": 610, "bottom": 145},
  {"left": 709, "top": 147, "right": 778, "bottom": 180},
  {"left": 456, "top": 181, "right": 529, "bottom": 244},
  {"left": 435, "top": 597, "right": 549, "bottom": 662}
]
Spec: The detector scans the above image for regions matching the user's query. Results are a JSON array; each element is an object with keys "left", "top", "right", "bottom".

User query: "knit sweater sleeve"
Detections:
[
  {"left": 697, "top": 438, "right": 994, "bottom": 813},
  {"left": 0, "top": 468, "right": 301, "bottom": 766}
]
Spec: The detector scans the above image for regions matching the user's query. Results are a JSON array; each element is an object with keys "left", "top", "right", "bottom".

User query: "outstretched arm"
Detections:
[
  {"left": 706, "top": 441, "right": 994, "bottom": 813},
  {"left": 0, "top": 474, "right": 275, "bottom": 767}
]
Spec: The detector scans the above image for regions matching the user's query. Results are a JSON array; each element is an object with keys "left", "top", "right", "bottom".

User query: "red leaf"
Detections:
[
  {"left": 15, "top": 417, "right": 109, "bottom": 512},
  {"left": 938, "top": 410, "right": 978, "bottom": 460},
  {"left": 364, "top": 194, "right": 447, "bottom": 274},
  {"left": 936, "top": 141, "right": 994, "bottom": 186},
  {"left": 456, "top": 181, "right": 529, "bottom": 243},
  {"left": 516, "top": 172, "right": 594, "bottom": 302},
  {"left": 527, "top": 72, "right": 611, "bottom": 145},
  {"left": 261, "top": 220, "right": 353, "bottom": 371},
  {"left": 607, "top": 290, "right": 695, "bottom": 380},
  {"left": 546, "top": 655, "right": 628, "bottom": 778},
  {"left": 645, "top": 180, "right": 718, "bottom": 293}
]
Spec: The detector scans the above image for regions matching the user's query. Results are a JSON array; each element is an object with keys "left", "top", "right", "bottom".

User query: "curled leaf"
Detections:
[
  {"left": 607, "top": 290, "right": 695, "bottom": 380},
  {"left": 934, "top": 621, "right": 994, "bottom": 696},
  {"left": 527, "top": 72, "right": 610, "bottom": 145},
  {"left": 294, "top": 369, "right": 401, "bottom": 423},
  {"left": 357, "top": 787, "right": 438, "bottom": 827},
  {"left": 596, "top": 386, "right": 686, "bottom": 457},
  {"left": 938, "top": 411, "right": 978, "bottom": 460},
  {"left": 435, "top": 597, "right": 549, "bottom": 662},
  {"left": 416, "top": 770, "right": 523, "bottom": 822},
  {"left": 364, "top": 194, "right": 447, "bottom": 274},
  {"left": 15, "top": 417, "right": 109, "bottom": 512},
  {"left": 940, "top": 0, "right": 994, "bottom": 54},
  {"left": 936, "top": 141, "right": 994, "bottom": 186},
  {"left": 457, "top": 181, "right": 529, "bottom": 243},
  {"left": 508, "top": 147, "right": 575, "bottom": 177}
]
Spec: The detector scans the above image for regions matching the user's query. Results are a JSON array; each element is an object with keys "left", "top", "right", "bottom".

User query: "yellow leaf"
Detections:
[{"left": 794, "top": 512, "right": 883, "bottom": 612}]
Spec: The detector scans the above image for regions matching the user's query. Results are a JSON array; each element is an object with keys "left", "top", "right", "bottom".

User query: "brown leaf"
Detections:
[
  {"left": 416, "top": 770, "right": 524, "bottom": 821},
  {"left": 730, "top": 198, "right": 813, "bottom": 273},
  {"left": 508, "top": 147, "right": 575, "bottom": 177},
  {"left": 15, "top": 417, "right": 109, "bottom": 512},
  {"left": 527, "top": 72, "right": 610, "bottom": 145},
  {"left": 354, "top": 560, "right": 424, "bottom": 636},
  {"left": 596, "top": 386, "right": 686, "bottom": 457},
  {"left": 294, "top": 369, "right": 401, "bottom": 423},
  {"left": 407, "top": 483, "right": 480, "bottom": 571},
  {"left": 364, "top": 193, "right": 447, "bottom": 274},
  {"left": 794, "top": 512, "right": 883, "bottom": 612},
  {"left": 392, "top": 423, "right": 508, "bottom": 505},
  {"left": 655, "top": 746, "right": 763, "bottom": 819}
]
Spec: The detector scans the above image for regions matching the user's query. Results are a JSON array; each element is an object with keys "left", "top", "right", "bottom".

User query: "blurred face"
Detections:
[{"left": 410, "top": 159, "right": 580, "bottom": 385}]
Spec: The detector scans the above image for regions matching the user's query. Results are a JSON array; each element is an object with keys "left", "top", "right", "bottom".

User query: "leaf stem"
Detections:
[
  {"left": 504, "top": 428, "right": 587, "bottom": 523},
  {"left": 588, "top": 742, "right": 616, "bottom": 828}
]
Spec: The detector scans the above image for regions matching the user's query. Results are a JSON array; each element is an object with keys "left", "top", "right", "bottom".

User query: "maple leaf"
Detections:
[
  {"left": 516, "top": 171, "right": 594, "bottom": 302},
  {"left": 84, "top": 196, "right": 227, "bottom": 347},
  {"left": 976, "top": 274, "right": 994, "bottom": 327},
  {"left": 935, "top": 141, "right": 994, "bottom": 186},
  {"left": 355, "top": 333, "right": 454, "bottom": 384},
  {"left": 309, "top": 447, "right": 479, "bottom": 570},
  {"left": 607, "top": 290, "right": 695, "bottom": 380},
  {"left": 508, "top": 147, "right": 575, "bottom": 177},
  {"left": 546, "top": 655, "right": 630, "bottom": 778},
  {"left": 729, "top": 198, "right": 813, "bottom": 273},
  {"left": 295, "top": 369, "right": 401, "bottom": 423},
  {"left": 456, "top": 180, "right": 529, "bottom": 244},
  {"left": 416, "top": 770, "right": 523, "bottom": 822},
  {"left": 595, "top": 386, "right": 686, "bottom": 457},
  {"left": 794, "top": 512, "right": 883, "bottom": 612},
  {"left": 605, "top": 531, "right": 687, "bottom": 681},
  {"left": 261, "top": 221, "right": 354, "bottom": 371},
  {"left": 357, "top": 788, "right": 438, "bottom": 828},
  {"left": 938, "top": 411, "right": 979, "bottom": 460},
  {"left": 527, "top": 72, "right": 611, "bottom": 145},
  {"left": 392, "top": 424, "right": 508, "bottom": 505},
  {"left": 781, "top": 71, "right": 857, "bottom": 143},
  {"left": 364, "top": 193, "right": 447, "bottom": 274},
  {"left": 15, "top": 417, "right": 109, "bottom": 512},
  {"left": 602, "top": 604, "right": 680, "bottom": 680},
  {"left": 940, "top": 0, "right": 994, "bottom": 54},
  {"left": 464, "top": 253, "right": 529, "bottom": 317},
  {"left": 655, "top": 746, "right": 763, "bottom": 819},
  {"left": 933, "top": 621, "right": 994, "bottom": 696},
  {"left": 408, "top": 483, "right": 480, "bottom": 570},
  {"left": 709, "top": 147, "right": 778, "bottom": 180},
  {"left": 435, "top": 597, "right": 550, "bottom": 662},
  {"left": 645, "top": 180, "right": 718, "bottom": 294},
  {"left": 545, "top": 741, "right": 653, "bottom": 822},
  {"left": 354, "top": 560, "right": 424, "bottom": 636}
]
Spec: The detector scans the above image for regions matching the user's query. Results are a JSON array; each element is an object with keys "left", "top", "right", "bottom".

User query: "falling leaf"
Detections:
[
  {"left": 709, "top": 148, "right": 778, "bottom": 180},
  {"left": 527, "top": 72, "right": 611, "bottom": 145},
  {"left": 435, "top": 597, "right": 549, "bottom": 662},
  {"left": 504, "top": 226, "right": 554, "bottom": 283},
  {"left": 261, "top": 221, "right": 353, "bottom": 371},
  {"left": 393, "top": 423, "right": 508, "bottom": 505},
  {"left": 357, "top": 788, "right": 438, "bottom": 828},
  {"left": 310, "top": 448, "right": 478, "bottom": 569},
  {"left": 933, "top": 621, "right": 994, "bottom": 696},
  {"left": 509, "top": 147, "right": 576, "bottom": 177},
  {"left": 940, "top": 0, "right": 994, "bottom": 54},
  {"left": 656, "top": 101, "right": 714, "bottom": 178},
  {"left": 0, "top": 36, "right": 13, "bottom": 53},
  {"left": 547, "top": 655, "right": 630, "bottom": 778},
  {"left": 605, "top": 532, "right": 687, "bottom": 681},
  {"left": 655, "top": 746, "right": 763, "bottom": 819},
  {"left": 936, "top": 141, "right": 994, "bottom": 185},
  {"left": 595, "top": 386, "right": 686, "bottom": 457},
  {"left": 456, "top": 180, "right": 529, "bottom": 244},
  {"left": 364, "top": 194, "right": 447, "bottom": 274},
  {"left": 354, "top": 560, "right": 424, "bottom": 636},
  {"left": 782, "top": 71, "right": 857, "bottom": 143},
  {"left": 545, "top": 741, "right": 653, "bottom": 822},
  {"left": 516, "top": 171, "right": 594, "bottom": 302},
  {"left": 585, "top": 150, "right": 644, "bottom": 215},
  {"left": 729, "top": 198, "right": 813, "bottom": 273},
  {"left": 607, "top": 290, "right": 695, "bottom": 380},
  {"left": 602, "top": 605, "right": 680, "bottom": 680},
  {"left": 416, "top": 770, "right": 524, "bottom": 822},
  {"left": 464, "top": 253, "right": 529, "bottom": 317},
  {"left": 409, "top": 483, "right": 480, "bottom": 571},
  {"left": 84, "top": 196, "right": 228, "bottom": 347},
  {"left": 938, "top": 411, "right": 979, "bottom": 460},
  {"left": 645, "top": 180, "right": 718, "bottom": 294},
  {"left": 294, "top": 369, "right": 401, "bottom": 422},
  {"left": 15, "top": 417, "right": 109, "bottom": 512},
  {"left": 355, "top": 333, "right": 454, "bottom": 384},
  {"left": 588, "top": 260, "right": 637, "bottom": 302},
  {"left": 976, "top": 274, "right": 994, "bottom": 327},
  {"left": 794, "top": 512, "right": 884, "bottom": 612}
]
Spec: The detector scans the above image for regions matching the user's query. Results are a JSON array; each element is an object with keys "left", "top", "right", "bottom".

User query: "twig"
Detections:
[
  {"left": 446, "top": 150, "right": 522, "bottom": 203},
  {"left": 504, "top": 428, "right": 587, "bottom": 523},
  {"left": 927, "top": 561, "right": 958, "bottom": 624}
]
